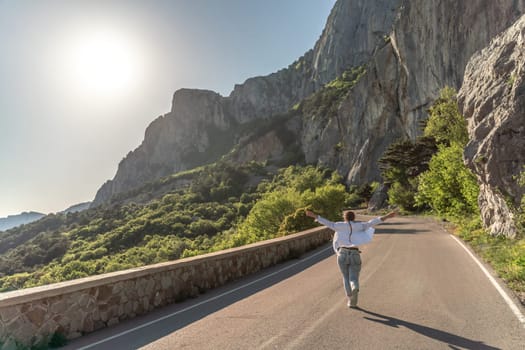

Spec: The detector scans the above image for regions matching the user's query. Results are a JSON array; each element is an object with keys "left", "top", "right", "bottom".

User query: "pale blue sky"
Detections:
[{"left": 0, "top": 0, "right": 336, "bottom": 217}]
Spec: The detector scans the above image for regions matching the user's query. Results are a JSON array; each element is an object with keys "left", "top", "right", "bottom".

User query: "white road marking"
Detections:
[
  {"left": 450, "top": 234, "right": 525, "bottom": 327},
  {"left": 77, "top": 246, "right": 333, "bottom": 350}
]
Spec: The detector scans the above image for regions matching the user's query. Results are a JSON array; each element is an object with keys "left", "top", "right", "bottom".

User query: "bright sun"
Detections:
[{"left": 66, "top": 30, "right": 142, "bottom": 97}]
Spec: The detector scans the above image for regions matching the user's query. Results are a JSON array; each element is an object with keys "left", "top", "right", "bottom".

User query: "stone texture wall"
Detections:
[{"left": 0, "top": 227, "right": 331, "bottom": 349}]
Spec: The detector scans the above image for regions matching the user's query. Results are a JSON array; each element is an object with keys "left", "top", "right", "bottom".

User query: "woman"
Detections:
[{"left": 305, "top": 209, "right": 396, "bottom": 308}]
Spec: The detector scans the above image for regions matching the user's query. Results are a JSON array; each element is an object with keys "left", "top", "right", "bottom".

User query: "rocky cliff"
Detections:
[
  {"left": 306, "top": 0, "right": 525, "bottom": 184},
  {"left": 92, "top": 0, "right": 525, "bottom": 207},
  {"left": 458, "top": 14, "right": 525, "bottom": 238}
]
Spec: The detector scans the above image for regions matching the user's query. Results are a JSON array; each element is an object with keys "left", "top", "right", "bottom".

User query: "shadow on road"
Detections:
[
  {"left": 61, "top": 244, "right": 334, "bottom": 350},
  {"left": 374, "top": 227, "right": 428, "bottom": 235},
  {"left": 358, "top": 308, "right": 500, "bottom": 350}
]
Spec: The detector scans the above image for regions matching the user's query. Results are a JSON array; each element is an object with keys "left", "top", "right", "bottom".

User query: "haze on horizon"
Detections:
[{"left": 0, "top": 0, "right": 336, "bottom": 218}]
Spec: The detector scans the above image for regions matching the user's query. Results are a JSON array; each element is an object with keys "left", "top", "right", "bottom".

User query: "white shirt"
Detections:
[{"left": 315, "top": 215, "right": 383, "bottom": 254}]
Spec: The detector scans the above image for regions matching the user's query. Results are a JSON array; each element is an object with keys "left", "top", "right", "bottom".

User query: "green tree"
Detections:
[
  {"left": 415, "top": 144, "right": 479, "bottom": 217},
  {"left": 379, "top": 137, "right": 437, "bottom": 211},
  {"left": 424, "top": 86, "right": 468, "bottom": 146},
  {"left": 415, "top": 87, "right": 479, "bottom": 217}
]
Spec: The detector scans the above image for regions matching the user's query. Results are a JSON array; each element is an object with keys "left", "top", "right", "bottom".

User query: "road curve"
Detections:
[{"left": 62, "top": 216, "right": 525, "bottom": 349}]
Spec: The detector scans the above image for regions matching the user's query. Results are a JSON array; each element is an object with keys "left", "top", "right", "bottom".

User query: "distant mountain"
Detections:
[
  {"left": 0, "top": 202, "right": 90, "bottom": 232},
  {"left": 0, "top": 211, "right": 45, "bottom": 232},
  {"left": 60, "top": 202, "right": 91, "bottom": 214}
]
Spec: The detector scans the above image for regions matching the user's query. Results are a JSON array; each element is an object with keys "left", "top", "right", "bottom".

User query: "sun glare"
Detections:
[{"left": 65, "top": 30, "right": 142, "bottom": 97}]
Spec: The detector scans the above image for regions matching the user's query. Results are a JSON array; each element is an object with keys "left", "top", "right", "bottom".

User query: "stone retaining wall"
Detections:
[{"left": 0, "top": 227, "right": 332, "bottom": 349}]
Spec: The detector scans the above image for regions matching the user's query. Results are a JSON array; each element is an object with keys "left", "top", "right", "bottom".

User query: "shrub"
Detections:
[
  {"left": 379, "top": 137, "right": 437, "bottom": 211},
  {"left": 415, "top": 143, "right": 479, "bottom": 217},
  {"left": 278, "top": 207, "right": 313, "bottom": 236},
  {"left": 424, "top": 87, "right": 468, "bottom": 146}
]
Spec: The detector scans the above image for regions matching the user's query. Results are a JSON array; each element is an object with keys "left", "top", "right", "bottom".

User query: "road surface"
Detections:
[{"left": 62, "top": 215, "right": 525, "bottom": 349}]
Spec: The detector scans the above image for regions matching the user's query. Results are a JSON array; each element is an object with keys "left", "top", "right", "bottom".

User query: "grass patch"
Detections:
[{"left": 452, "top": 216, "right": 525, "bottom": 304}]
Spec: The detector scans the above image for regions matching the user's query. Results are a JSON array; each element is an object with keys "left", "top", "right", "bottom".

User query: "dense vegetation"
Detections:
[
  {"left": 0, "top": 163, "right": 372, "bottom": 291},
  {"left": 0, "top": 162, "right": 255, "bottom": 289}
]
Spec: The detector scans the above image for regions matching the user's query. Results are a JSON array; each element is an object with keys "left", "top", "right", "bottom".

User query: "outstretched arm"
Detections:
[
  {"left": 361, "top": 211, "right": 397, "bottom": 230},
  {"left": 305, "top": 210, "right": 336, "bottom": 230}
]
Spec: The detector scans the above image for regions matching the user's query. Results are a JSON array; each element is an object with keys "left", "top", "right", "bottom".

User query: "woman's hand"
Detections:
[
  {"left": 305, "top": 210, "right": 317, "bottom": 218},
  {"left": 380, "top": 211, "right": 396, "bottom": 221}
]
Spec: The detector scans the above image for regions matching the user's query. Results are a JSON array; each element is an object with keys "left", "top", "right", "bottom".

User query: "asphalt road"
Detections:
[{"left": 62, "top": 216, "right": 525, "bottom": 349}]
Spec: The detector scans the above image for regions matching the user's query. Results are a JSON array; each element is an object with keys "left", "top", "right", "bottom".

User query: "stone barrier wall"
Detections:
[{"left": 0, "top": 227, "right": 332, "bottom": 349}]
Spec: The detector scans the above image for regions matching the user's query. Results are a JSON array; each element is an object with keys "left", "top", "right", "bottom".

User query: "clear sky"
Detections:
[{"left": 0, "top": 0, "right": 336, "bottom": 218}]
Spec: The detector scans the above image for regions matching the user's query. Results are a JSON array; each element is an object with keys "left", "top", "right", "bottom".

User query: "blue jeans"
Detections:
[{"left": 337, "top": 249, "right": 361, "bottom": 304}]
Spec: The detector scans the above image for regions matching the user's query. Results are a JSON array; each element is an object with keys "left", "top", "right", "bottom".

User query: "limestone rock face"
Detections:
[
  {"left": 390, "top": 1, "right": 525, "bottom": 137},
  {"left": 302, "top": 0, "right": 525, "bottom": 184},
  {"left": 458, "top": 15, "right": 525, "bottom": 237},
  {"left": 92, "top": 0, "right": 525, "bottom": 207}
]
